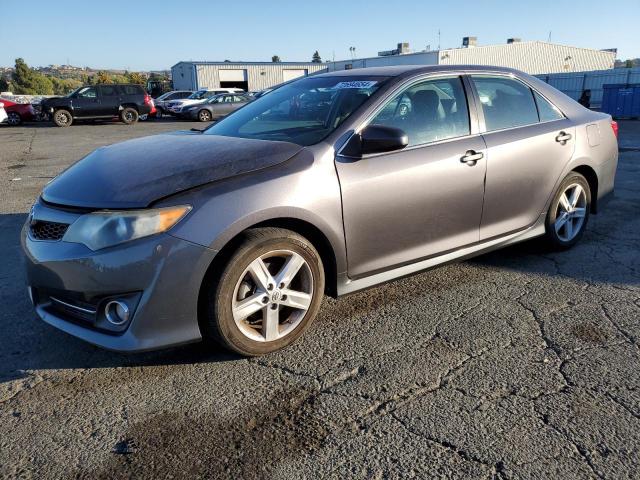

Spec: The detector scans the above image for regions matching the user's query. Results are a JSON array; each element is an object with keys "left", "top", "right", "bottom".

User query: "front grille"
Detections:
[{"left": 30, "top": 220, "right": 69, "bottom": 241}]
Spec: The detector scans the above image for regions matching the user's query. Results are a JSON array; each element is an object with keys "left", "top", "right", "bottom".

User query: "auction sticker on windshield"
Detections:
[{"left": 332, "top": 81, "right": 378, "bottom": 89}]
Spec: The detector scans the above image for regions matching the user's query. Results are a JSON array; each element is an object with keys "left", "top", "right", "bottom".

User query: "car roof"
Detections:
[{"left": 314, "top": 64, "right": 525, "bottom": 78}]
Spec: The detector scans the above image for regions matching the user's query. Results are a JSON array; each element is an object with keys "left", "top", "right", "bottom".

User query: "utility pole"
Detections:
[{"left": 438, "top": 29, "right": 441, "bottom": 50}]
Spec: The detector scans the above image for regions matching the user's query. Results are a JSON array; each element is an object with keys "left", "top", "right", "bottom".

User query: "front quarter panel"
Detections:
[{"left": 162, "top": 145, "right": 348, "bottom": 275}]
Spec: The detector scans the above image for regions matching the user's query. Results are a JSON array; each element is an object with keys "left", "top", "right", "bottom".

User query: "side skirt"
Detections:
[{"left": 336, "top": 214, "right": 546, "bottom": 296}]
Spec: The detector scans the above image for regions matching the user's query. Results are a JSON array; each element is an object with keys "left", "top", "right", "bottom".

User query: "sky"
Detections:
[{"left": 1, "top": 0, "right": 638, "bottom": 71}]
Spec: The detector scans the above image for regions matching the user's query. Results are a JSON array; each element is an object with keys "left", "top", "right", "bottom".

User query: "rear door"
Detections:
[
  {"left": 97, "top": 85, "right": 121, "bottom": 116},
  {"left": 468, "top": 75, "right": 575, "bottom": 240},
  {"left": 335, "top": 75, "right": 487, "bottom": 278}
]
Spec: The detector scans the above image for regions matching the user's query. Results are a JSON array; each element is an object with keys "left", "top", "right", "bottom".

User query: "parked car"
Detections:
[
  {"left": 22, "top": 66, "right": 618, "bottom": 356},
  {"left": 181, "top": 93, "right": 252, "bottom": 121},
  {"left": 165, "top": 88, "right": 244, "bottom": 115},
  {"left": 41, "top": 84, "right": 153, "bottom": 127},
  {"left": 0, "top": 97, "right": 36, "bottom": 126},
  {"left": 0, "top": 102, "right": 7, "bottom": 124},
  {"left": 154, "top": 90, "right": 193, "bottom": 117}
]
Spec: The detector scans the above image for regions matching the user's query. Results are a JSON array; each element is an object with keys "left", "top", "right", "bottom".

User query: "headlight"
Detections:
[{"left": 63, "top": 205, "right": 191, "bottom": 251}]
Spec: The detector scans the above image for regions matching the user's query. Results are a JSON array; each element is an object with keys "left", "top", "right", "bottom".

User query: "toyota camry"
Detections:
[{"left": 22, "top": 65, "right": 618, "bottom": 356}]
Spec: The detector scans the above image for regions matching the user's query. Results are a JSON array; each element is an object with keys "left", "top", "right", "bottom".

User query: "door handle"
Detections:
[
  {"left": 460, "top": 150, "right": 483, "bottom": 166},
  {"left": 555, "top": 131, "right": 572, "bottom": 145}
]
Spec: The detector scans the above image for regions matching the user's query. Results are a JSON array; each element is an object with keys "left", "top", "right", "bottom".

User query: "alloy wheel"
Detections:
[
  {"left": 554, "top": 183, "right": 587, "bottom": 242},
  {"left": 231, "top": 250, "right": 313, "bottom": 342},
  {"left": 7, "top": 112, "right": 21, "bottom": 126},
  {"left": 199, "top": 110, "right": 211, "bottom": 122}
]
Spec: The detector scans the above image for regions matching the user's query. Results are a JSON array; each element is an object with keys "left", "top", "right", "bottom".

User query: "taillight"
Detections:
[
  {"left": 611, "top": 120, "right": 618, "bottom": 139},
  {"left": 144, "top": 94, "right": 152, "bottom": 105}
]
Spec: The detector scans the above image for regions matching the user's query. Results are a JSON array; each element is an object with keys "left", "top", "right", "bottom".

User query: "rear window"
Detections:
[{"left": 471, "top": 75, "right": 539, "bottom": 131}]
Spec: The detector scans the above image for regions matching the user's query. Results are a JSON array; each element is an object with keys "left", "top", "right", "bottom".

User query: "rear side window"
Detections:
[
  {"left": 370, "top": 76, "right": 470, "bottom": 147},
  {"left": 100, "top": 85, "right": 119, "bottom": 96},
  {"left": 122, "top": 85, "right": 143, "bottom": 95},
  {"left": 533, "top": 91, "right": 564, "bottom": 122},
  {"left": 471, "top": 76, "right": 538, "bottom": 131}
]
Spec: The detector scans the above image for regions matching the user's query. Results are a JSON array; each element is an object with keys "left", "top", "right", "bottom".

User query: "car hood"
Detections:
[{"left": 42, "top": 131, "right": 303, "bottom": 209}]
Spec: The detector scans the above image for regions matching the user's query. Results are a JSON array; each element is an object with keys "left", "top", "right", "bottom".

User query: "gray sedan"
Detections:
[
  {"left": 181, "top": 93, "right": 252, "bottom": 122},
  {"left": 22, "top": 65, "right": 618, "bottom": 356}
]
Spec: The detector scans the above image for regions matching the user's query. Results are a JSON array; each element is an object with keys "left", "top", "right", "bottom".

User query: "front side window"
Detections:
[
  {"left": 77, "top": 87, "right": 97, "bottom": 98},
  {"left": 370, "top": 76, "right": 470, "bottom": 147},
  {"left": 189, "top": 90, "right": 207, "bottom": 99},
  {"left": 205, "top": 76, "right": 387, "bottom": 146},
  {"left": 534, "top": 91, "right": 564, "bottom": 122},
  {"left": 471, "top": 75, "right": 539, "bottom": 131}
]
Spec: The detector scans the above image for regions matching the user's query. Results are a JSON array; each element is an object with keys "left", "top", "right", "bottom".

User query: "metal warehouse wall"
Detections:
[
  {"left": 171, "top": 63, "right": 327, "bottom": 91},
  {"left": 328, "top": 51, "right": 439, "bottom": 72},
  {"left": 536, "top": 68, "right": 640, "bottom": 108},
  {"left": 438, "top": 41, "right": 615, "bottom": 75}
]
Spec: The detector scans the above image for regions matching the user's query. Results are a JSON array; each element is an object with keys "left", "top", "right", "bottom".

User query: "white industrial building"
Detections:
[
  {"left": 171, "top": 61, "right": 328, "bottom": 92},
  {"left": 327, "top": 39, "right": 617, "bottom": 75}
]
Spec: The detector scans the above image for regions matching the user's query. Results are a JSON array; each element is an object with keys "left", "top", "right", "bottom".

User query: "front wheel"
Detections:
[
  {"left": 120, "top": 107, "right": 139, "bottom": 125},
  {"left": 544, "top": 172, "right": 591, "bottom": 249},
  {"left": 198, "top": 109, "right": 212, "bottom": 122},
  {"left": 53, "top": 109, "right": 72, "bottom": 127},
  {"left": 202, "top": 228, "right": 325, "bottom": 356}
]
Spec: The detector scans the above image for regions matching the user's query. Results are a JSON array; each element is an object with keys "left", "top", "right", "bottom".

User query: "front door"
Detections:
[
  {"left": 335, "top": 75, "right": 487, "bottom": 278},
  {"left": 71, "top": 86, "right": 99, "bottom": 118},
  {"left": 468, "top": 75, "right": 577, "bottom": 240}
]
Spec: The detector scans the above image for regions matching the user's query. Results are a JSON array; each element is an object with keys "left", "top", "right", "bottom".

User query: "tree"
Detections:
[
  {"left": 0, "top": 76, "right": 9, "bottom": 92},
  {"left": 94, "top": 71, "right": 113, "bottom": 84},
  {"left": 625, "top": 59, "right": 634, "bottom": 68},
  {"left": 11, "top": 58, "right": 54, "bottom": 95},
  {"left": 50, "top": 77, "right": 82, "bottom": 95},
  {"left": 271, "top": 55, "right": 281, "bottom": 63},
  {"left": 312, "top": 51, "right": 322, "bottom": 63},
  {"left": 127, "top": 72, "right": 146, "bottom": 85}
]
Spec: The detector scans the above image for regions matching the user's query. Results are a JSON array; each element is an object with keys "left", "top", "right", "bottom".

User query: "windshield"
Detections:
[{"left": 205, "top": 76, "right": 388, "bottom": 146}]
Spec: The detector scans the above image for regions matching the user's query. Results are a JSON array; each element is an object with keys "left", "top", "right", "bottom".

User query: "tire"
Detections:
[
  {"left": 544, "top": 172, "right": 591, "bottom": 249},
  {"left": 53, "top": 109, "right": 72, "bottom": 127},
  {"left": 202, "top": 227, "right": 325, "bottom": 356},
  {"left": 7, "top": 112, "right": 22, "bottom": 126},
  {"left": 198, "top": 109, "right": 212, "bottom": 122},
  {"left": 155, "top": 108, "right": 163, "bottom": 119},
  {"left": 120, "top": 107, "right": 138, "bottom": 125}
]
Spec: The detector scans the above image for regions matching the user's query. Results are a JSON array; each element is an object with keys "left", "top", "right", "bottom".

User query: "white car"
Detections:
[
  {"left": 166, "top": 88, "right": 243, "bottom": 115},
  {"left": 0, "top": 102, "right": 8, "bottom": 124}
]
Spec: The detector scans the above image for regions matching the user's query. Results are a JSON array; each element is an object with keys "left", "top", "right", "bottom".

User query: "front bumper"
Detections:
[{"left": 21, "top": 203, "right": 217, "bottom": 352}]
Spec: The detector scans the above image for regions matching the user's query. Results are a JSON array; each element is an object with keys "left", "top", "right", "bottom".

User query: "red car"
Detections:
[{"left": 0, "top": 98, "right": 36, "bottom": 126}]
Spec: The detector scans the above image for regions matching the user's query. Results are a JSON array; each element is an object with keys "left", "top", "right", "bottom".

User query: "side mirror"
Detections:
[{"left": 342, "top": 125, "right": 409, "bottom": 157}]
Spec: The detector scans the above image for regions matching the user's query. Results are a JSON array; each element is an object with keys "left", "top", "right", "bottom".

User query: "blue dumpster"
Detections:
[{"left": 602, "top": 83, "right": 640, "bottom": 118}]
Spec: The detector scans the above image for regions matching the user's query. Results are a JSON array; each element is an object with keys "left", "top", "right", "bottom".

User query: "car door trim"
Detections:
[{"left": 336, "top": 212, "right": 546, "bottom": 295}]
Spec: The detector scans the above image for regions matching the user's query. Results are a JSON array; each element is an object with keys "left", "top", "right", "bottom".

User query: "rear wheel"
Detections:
[
  {"left": 202, "top": 228, "right": 325, "bottom": 356},
  {"left": 198, "top": 109, "right": 212, "bottom": 122},
  {"left": 544, "top": 172, "right": 591, "bottom": 249},
  {"left": 7, "top": 112, "right": 22, "bottom": 126},
  {"left": 53, "top": 109, "right": 72, "bottom": 127},
  {"left": 120, "top": 107, "right": 138, "bottom": 125}
]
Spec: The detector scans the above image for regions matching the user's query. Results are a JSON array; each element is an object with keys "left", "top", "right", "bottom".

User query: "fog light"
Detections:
[{"left": 104, "top": 300, "right": 130, "bottom": 326}]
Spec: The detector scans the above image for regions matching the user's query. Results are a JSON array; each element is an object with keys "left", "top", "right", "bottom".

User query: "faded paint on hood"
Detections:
[{"left": 42, "top": 131, "right": 303, "bottom": 209}]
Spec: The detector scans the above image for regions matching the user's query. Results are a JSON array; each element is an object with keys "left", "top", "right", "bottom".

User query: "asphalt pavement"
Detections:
[{"left": 1, "top": 118, "right": 639, "bottom": 479}]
